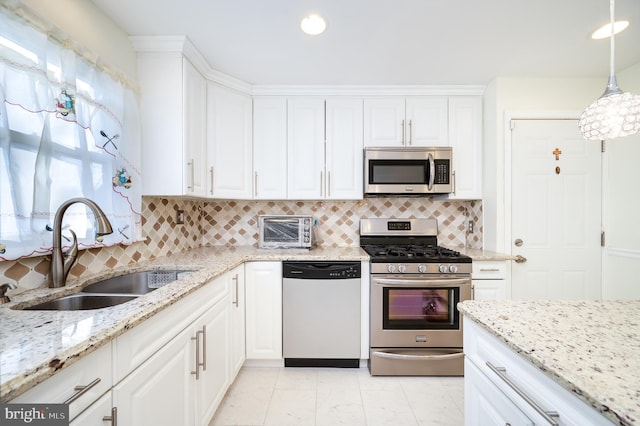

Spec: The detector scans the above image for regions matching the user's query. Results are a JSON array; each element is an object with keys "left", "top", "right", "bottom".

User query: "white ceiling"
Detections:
[{"left": 90, "top": 0, "right": 640, "bottom": 86}]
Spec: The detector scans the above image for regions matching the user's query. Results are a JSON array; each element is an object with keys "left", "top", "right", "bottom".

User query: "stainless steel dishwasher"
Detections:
[{"left": 282, "top": 261, "right": 361, "bottom": 368}]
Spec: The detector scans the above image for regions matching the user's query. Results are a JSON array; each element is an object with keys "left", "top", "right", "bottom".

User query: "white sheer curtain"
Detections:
[{"left": 0, "top": 8, "right": 142, "bottom": 260}]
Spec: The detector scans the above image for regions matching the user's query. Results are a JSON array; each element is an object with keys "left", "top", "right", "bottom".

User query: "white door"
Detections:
[
  {"left": 363, "top": 98, "right": 405, "bottom": 146},
  {"left": 253, "top": 97, "right": 288, "bottom": 199},
  {"left": 405, "top": 97, "right": 448, "bottom": 147},
  {"left": 511, "top": 119, "right": 602, "bottom": 300}
]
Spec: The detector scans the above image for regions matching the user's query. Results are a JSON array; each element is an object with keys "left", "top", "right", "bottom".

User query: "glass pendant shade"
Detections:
[{"left": 579, "top": 0, "right": 640, "bottom": 140}]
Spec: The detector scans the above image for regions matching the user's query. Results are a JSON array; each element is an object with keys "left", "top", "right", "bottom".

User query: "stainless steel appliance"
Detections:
[
  {"left": 258, "top": 215, "right": 315, "bottom": 249},
  {"left": 360, "top": 217, "right": 472, "bottom": 376},
  {"left": 282, "top": 261, "right": 361, "bottom": 368},
  {"left": 364, "top": 147, "right": 453, "bottom": 196}
]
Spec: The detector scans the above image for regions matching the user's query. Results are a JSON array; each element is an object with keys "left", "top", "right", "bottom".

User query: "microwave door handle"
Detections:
[{"left": 428, "top": 153, "right": 435, "bottom": 190}]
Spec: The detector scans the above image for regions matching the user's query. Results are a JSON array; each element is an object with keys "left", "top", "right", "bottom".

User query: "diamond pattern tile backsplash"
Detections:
[{"left": 1, "top": 196, "right": 482, "bottom": 293}]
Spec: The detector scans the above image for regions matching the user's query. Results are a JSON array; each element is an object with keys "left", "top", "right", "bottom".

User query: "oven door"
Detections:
[{"left": 370, "top": 275, "right": 471, "bottom": 348}]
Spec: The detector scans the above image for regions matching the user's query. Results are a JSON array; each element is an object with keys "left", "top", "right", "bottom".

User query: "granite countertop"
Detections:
[
  {"left": 458, "top": 300, "right": 640, "bottom": 425},
  {"left": 0, "top": 245, "right": 368, "bottom": 402},
  {"left": 459, "top": 247, "right": 516, "bottom": 261}
]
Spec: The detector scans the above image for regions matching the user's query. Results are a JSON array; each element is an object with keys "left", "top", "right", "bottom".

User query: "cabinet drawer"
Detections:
[
  {"left": 11, "top": 344, "right": 111, "bottom": 422},
  {"left": 472, "top": 261, "right": 506, "bottom": 279},
  {"left": 113, "top": 276, "right": 228, "bottom": 383}
]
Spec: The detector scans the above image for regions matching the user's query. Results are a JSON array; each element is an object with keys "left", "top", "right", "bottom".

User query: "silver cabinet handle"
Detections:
[
  {"left": 209, "top": 167, "right": 214, "bottom": 195},
  {"left": 408, "top": 119, "right": 413, "bottom": 145},
  {"left": 191, "top": 330, "right": 202, "bottom": 379},
  {"left": 452, "top": 170, "right": 456, "bottom": 195},
  {"left": 320, "top": 171, "right": 323, "bottom": 197},
  {"left": 480, "top": 268, "right": 501, "bottom": 272},
  {"left": 327, "top": 171, "right": 331, "bottom": 198},
  {"left": 232, "top": 274, "right": 239, "bottom": 307},
  {"left": 486, "top": 362, "right": 559, "bottom": 425},
  {"left": 401, "top": 119, "right": 405, "bottom": 145},
  {"left": 103, "top": 407, "right": 117, "bottom": 426},
  {"left": 254, "top": 171, "right": 258, "bottom": 197},
  {"left": 514, "top": 255, "right": 527, "bottom": 264},
  {"left": 63, "top": 377, "right": 101, "bottom": 404},
  {"left": 200, "top": 325, "right": 207, "bottom": 371},
  {"left": 187, "top": 159, "right": 195, "bottom": 190}
]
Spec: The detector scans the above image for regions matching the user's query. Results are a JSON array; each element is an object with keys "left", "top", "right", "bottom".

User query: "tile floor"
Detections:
[{"left": 210, "top": 367, "right": 464, "bottom": 426}]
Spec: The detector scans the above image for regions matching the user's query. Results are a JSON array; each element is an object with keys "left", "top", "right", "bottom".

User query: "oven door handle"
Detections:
[
  {"left": 372, "top": 351, "right": 464, "bottom": 361},
  {"left": 373, "top": 278, "right": 470, "bottom": 287}
]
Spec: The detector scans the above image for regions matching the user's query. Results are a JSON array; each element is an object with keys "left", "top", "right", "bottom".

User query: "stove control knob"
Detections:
[
  {"left": 398, "top": 265, "right": 407, "bottom": 273},
  {"left": 418, "top": 264, "right": 427, "bottom": 273},
  {"left": 387, "top": 264, "right": 396, "bottom": 273},
  {"left": 438, "top": 264, "right": 448, "bottom": 273},
  {"left": 449, "top": 265, "right": 458, "bottom": 273}
]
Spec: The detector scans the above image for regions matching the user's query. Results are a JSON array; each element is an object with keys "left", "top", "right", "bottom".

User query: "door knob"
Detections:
[
  {"left": 514, "top": 239, "right": 523, "bottom": 247},
  {"left": 514, "top": 255, "right": 527, "bottom": 263}
]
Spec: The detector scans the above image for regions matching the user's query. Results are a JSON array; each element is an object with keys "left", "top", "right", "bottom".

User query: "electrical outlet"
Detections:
[
  {"left": 176, "top": 209, "right": 185, "bottom": 225},
  {"left": 468, "top": 220, "right": 474, "bottom": 234}
]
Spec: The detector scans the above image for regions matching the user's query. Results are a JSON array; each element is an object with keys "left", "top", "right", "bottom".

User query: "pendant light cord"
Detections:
[{"left": 610, "top": 0, "right": 615, "bottom": 78}]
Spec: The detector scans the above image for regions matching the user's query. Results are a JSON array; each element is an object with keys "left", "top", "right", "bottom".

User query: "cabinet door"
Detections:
[
  {"left": 472, "top": 280, "right": 507, "bottom": 300},
  {"left": 183, "top": 58, "right": 207, "bottom": 197},
  {"left": 364, "top": 98, "right": 405, "bottom": 147},
  {"left": 195, "top": 287, "right": 231, "bottom": 425},
  {"left": 245, "top": 262, "right": 283, "bottom": 360},
  {"left": 405, "top": 97, "right": 449, "bottom": 147},
  {"left": 70, "top": 392, "right": 113, "bottom": 426},
  {"left": 287, "top": 98, "right": 325, "bottom": 199},
  {"left": 113, "top": 325, "right": 195, "bottom": 426},
  {"left": 253, "top": 97, "right": 288, "bottom": 199},
  {"left": 229, "top": 266, "right": 246, "bottom": 379},
  {"left": 448, "top": 96, "right": 482, "bottom": 199},
  {"left": 465, "top": 359, "right": 534, "bottom": 426},
  {"left": 325, "top": 98, "right": 364, "bottom": 200},
  {"left": 207, "top": 83, "right": 253, "bottom": 198}
]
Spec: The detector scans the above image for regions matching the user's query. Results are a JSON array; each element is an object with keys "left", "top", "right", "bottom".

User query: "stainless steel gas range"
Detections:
[{"left": 360, "top": 217, "right": 472, "bottom": 376}]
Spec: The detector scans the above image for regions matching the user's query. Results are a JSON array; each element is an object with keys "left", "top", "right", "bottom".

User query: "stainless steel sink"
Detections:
[
  {"left": 82, "top": 270, "right": 189, "bottom": 295},
  {"left": 23, "top": 294, "right": 138, "bottom": 311},
  {"left": 20, "top": 269, "right": 192, "bottom": 311}
]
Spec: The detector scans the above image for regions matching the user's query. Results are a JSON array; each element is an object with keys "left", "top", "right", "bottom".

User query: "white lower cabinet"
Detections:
[
  {"left": 229, "top": 266, "right": 246, "bottom": 378},
  {"left": 472, "top": 260, "right": 508, "bottom": 300},
  {"left": 70, "top": 392, "right": 114, "bottom": 426},
  {"left": 464, "top": 320, "right": 613, "bottom": 426},
  {"left": 113, "top": 324, "right": 196, "bottom": 426},
  {"left": 10, "top": 343, "right": 112, "bottom": 422},
  {"left": 245, "top": 261, "right": 282, "bottom": 361}
]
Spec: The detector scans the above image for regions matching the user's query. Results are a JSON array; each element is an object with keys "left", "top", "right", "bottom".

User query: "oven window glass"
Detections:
[
  {"left": 369, "top": 160, "right": 428, "bottom": 184},
  {"left": 263, "top": 220, "right": 299, "bottom": 243},
  {"left": 383, "top": 287, "right": 459, "bottom": 330}
]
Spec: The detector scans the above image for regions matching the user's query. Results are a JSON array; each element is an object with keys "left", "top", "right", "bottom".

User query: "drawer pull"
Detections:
[
  {"left": 103, "top": 407, "right": 117, "bottom": 425},
  {"left": 486, "top": 362, "right": 560, "bottom": 425},
  {"left": 63, "top": 377, "right": 101, "bottom": 404},
  {"left": 191, "top": 331, "right": 201, "bottom": 380},
  {"left": 479, "top": 268, "right": 501, "bottom": 272}
]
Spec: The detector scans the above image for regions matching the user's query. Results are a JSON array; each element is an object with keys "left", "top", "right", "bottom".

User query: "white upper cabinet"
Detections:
[
  {"left": 287, "top": 98, "right": 326, "bottom": 199},
  {"left": 325, "top": 98, "right": 364, "bottom": 199},
  {"left": 364, "top": 97, "right": 448, "bottom": 147},
  {"left": 448, "top": 96, "right": 482, "bottom": 199},
  {"left": 253, "top": 97, "right": 288, "bottom": 199},
  {"left": 206, "top": 83, "right": 253, "bottom": 199},
  {"left": 138, "top": 54, "right": 207, "bottom": 197}
]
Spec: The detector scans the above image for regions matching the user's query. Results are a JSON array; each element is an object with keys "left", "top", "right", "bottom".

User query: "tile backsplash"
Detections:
[{"left": 1, "top": 196, "right": 481, "bottom": 293}]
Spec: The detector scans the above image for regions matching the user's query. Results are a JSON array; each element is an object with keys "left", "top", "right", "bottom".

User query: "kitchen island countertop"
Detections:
[
  {"left": 458, "top": 299, "right": 640, "bottom": 425},
  {"left": 0, "top": 245, "right": 368, "bottom": 402}
]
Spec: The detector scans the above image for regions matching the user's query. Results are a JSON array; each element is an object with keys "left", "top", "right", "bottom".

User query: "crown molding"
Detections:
[{"left": 129, "top": 36, "right": 486, "bottom": 97}]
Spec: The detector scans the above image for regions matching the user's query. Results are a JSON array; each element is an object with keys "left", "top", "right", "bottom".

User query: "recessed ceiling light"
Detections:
[
  {"left": 300, "top": 14, "right": 327, "bottom": 35},
  {"left": 591, "top": 20, "right": 629, "bottom": 39}
]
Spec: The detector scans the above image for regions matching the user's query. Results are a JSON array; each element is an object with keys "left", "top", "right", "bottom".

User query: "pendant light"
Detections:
[{"left": 579, "top": 0, "right": 640, "bottom": 140}]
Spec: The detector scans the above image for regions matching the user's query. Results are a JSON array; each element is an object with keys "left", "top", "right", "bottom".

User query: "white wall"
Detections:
[{"left": 18, "top": 0, "right": 137, "bottom": 82}]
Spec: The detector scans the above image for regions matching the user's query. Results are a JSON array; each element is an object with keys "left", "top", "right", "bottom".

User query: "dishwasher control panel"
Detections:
[{"left": 282, "top": 261, "right": 361, "bottom": 279}]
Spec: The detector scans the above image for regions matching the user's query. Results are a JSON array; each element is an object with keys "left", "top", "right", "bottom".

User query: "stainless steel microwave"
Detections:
[
  {"left": 364, "top": 147, "right": 453, "bottom": 196},
  {"left": 258, "top": 215, "right": 315, "bottom": 249}
]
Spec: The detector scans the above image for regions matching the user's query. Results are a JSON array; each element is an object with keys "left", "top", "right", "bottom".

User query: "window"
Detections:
[{"left": 0, "top": 9, "right": 142, "bottom": 260}]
